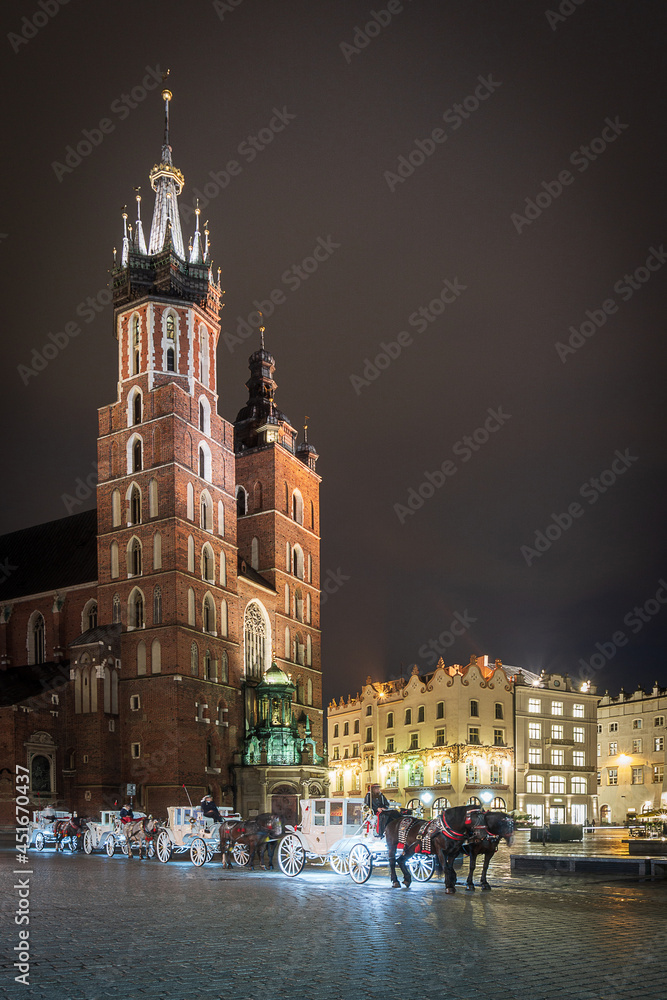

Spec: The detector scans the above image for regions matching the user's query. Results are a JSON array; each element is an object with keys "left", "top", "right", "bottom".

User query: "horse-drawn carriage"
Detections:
[
  {"left": 274, "top": 797, "right": 436, "bottom": 882},
  {"left": 153, "top": 805, "right": 243, "bottom": 864},
  {"left": 29, "top": 811, "right": 74, "bottom": 852}
]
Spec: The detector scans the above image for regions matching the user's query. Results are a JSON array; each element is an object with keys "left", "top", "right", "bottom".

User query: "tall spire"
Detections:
[
  {"left": 148, "top": 76, "right": 186, "bottom": 259},
  {"left": 120, "top": 206, "right": 129, "bottom": 267},
  {"left": 189, "top": 203, "right": 204, "bottom": 264},
  {"left": 134, "top": 188, "right": 147, "bottom": 255}
]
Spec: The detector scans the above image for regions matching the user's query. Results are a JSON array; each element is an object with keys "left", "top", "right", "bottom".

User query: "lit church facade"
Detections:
[{"left": 0, "top": 87, "right": 327, "bottom": 827}]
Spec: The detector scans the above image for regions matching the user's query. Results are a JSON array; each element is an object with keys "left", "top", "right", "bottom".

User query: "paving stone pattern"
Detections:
[{"left": 1, "top": 843, "right": 665, "bottom": 1000}]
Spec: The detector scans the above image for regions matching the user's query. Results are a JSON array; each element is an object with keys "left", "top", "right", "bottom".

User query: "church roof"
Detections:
[
  {"left": 0, "top": 509, "right": 98, "bottom": 602},
  {"left": 259, "top": 663, "right": 294, "bottom": 688},
  {"left": 0, "top": 661, "right": 71, "bottom": 707},
  {"left": 69, "top": 623, "right": 122, "bottom": 650},
  {"left": 237, "top": 556, "right": 276, "bottom": 593}
]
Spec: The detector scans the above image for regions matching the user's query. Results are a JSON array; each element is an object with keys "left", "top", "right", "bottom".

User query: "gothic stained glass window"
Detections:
[
  {"left": 31, "top": 755, "right": 51, "bottom": 793},
  {"left": 244, "top": 603, "right": 266, "bottom": 679}
]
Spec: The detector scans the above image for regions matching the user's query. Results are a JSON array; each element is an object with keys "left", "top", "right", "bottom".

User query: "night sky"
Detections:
[{"left": 1, "top": 0, "right": 666, "bottom": 704}]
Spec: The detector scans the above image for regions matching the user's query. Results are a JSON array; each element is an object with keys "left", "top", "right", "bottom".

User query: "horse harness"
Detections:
[{"left": 396, "top": 807, "right": 489, "bottom": 856}]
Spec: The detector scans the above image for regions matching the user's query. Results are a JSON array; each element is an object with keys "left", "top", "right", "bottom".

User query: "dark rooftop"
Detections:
[
  {"left": 0, "top": 661, "right": 71, "bottom": 707},
  {"left": 0, "top": 509, "right": 98, "bottom": 602}
]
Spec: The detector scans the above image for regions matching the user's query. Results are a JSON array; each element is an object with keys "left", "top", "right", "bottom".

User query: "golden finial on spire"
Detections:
[{"left": 161, "top": 68, "right": 172, "bottom": 103}]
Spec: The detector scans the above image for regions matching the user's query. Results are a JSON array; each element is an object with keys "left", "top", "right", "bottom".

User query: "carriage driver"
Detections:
[
  {"left": 119, "top": 803, "right": 134, "bottom": 824},
  {"left": 364, "top": 784, "right": 390, "bottom": 815},
  {"left": 201, "top": 795, "right": 223, "bottom": 824}
]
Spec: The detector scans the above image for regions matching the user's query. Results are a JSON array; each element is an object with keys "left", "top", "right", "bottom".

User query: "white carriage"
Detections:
[
  {"left": 103, "top": 811, "right": 150, "bottom": 857},
  {"left": 154, "top": 805, "right": 242, "bottom": 865},
  {"left": 29, "top": 811, "right": 72, "bottom": 851},
  {"left": 275, "top": 797, "right": 437, "bottom": 883}
]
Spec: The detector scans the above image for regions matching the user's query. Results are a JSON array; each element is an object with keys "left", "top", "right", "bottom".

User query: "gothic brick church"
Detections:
[{"left": 0, "top": 87, "right": 328, "bottom": 827}]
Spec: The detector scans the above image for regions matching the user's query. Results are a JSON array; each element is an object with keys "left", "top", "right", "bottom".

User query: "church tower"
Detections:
[
  {"left": 97, "top": 84, "right": 239, "bottom": 814},
  {"left": 93, "top": 83, "right": 327, "bottom": 819}
]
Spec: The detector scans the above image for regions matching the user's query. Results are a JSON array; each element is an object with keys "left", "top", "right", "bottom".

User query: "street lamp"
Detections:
[{"left": 480, "top": 790, "right": 494, "bottom": 805}]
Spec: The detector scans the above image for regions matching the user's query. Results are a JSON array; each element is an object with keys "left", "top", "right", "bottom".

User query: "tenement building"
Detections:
[
  {"left": 0, "top": 89, "right": 327, "bottom": 828},
  {"left": 596, "top": 685, "right": 667, "bottom": 823},
  {"left": 328, "top": 657, "right": 599, "bottom": 824}
]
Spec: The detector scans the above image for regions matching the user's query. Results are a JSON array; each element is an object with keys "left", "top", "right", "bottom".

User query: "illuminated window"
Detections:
[
  {"left": 572, "top": 704, "right": 585, "bottom": 718},
  {"left": 465, "top": 762, "right": 480, "bottom": 783},
  {"left": 386, "top": 736, "right": 394, "bottom": 752},
  {"left": 490, "top": 764, "right": 503, "bottom": 784},
  {"left": 608, "top": 768, "right": 618, "bottom": 785},
  {"left": 529, "top": 722, "right": 541, "bottom": 739},
  {"left": 573, "top": 751, "right": 585, "bottom": 766},
  {"left": 528, "top": 698, "right": 541, "bottom": 713},
  {"left": 633, "top": 719, "right": 643, "bottom": 730},
  {"left": 527, "top": 775, "right": 543, "bottom": 793},
  {"left": 633, "top": 739, "right": 642, "bottom": 753},
  {"left": 631, "top": 767, "right": 644, "bottom": 785},
  {"left": 609, "top": 742, "right": 618, "bottom": 755},
  {"left": 549, "top": 776, "right": 566, "bottom": 794},
  {"left": 573, "top": 727, "right": 585, "bottom": 743},
  {"left": 551, "top": 724, "right": 564, "bottom": 740},
  {"left": 654, "top": 737, "right": 664, "bottom": 752},
  {"left": 571, "top": 777, "right": 587, "bottom": 794},
  {"left": 493, "top": 729, "right": 505, "bottom": 746},
  {"left": 528, "top": 748, "right": 541, "bottom": 764},
  {"left": 653, "top": 765, "right": 664, "bottom": 783},
  {"left": 551, "top": 749, "right": 564, "bottom": 765},
  {"left": 551, "top": 701, "right": 563, "bottom": 716}
]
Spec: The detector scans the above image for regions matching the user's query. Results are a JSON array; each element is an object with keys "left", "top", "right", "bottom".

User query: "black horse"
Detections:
[
  {"left": 459, "top": 811, "right": 514, "bottom": 891},
  {"left": 380, "top": 805, "right": 490, "bottom": 890},
  {"left": 219, "top": 813, "right": 283, "bottom": 869}
]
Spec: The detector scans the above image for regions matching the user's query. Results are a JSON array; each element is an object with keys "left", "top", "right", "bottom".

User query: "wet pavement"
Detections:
[{"left": 1, "top": 829, "right": 665, "bottom": 1000}]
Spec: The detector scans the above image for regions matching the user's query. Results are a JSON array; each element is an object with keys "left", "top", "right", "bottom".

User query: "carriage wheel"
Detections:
[
  {"left": 277, "top": 833, "right": 306, "bottom": 877},
  {"left": 329, "top": 853, "right": 349, "bottom": 875},
  {"left": 348, "top": 844, "right": 373, "bottom": 884},
  {"left": 105, "top": 837, "right": 115, "bottom": 857},
  {"left": 121, "top": 838, "right": 130, "bottom": 856},
  {"left": 232, "top": 843, "right": 250, "bottom": 867},
  {"left": 206, "top": 846, "right": 215, "bottom": 863},
  {"left": 83, "top": 830, "right": 94, "bottom": 855},
  {"left": 34, "top": 832, "right": 45, "bottom": 852},
  {"left": 155, "top": 830, "right": 172, "bottom": 863},
  {"left": 408, "top": 853, "right": 436, "bottom": 882},
  {"left": 190, "top": 838, "right": 207, "bottom": 867}
]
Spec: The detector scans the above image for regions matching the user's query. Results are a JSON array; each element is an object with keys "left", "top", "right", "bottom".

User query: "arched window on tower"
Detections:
[
  {"left": 310, "top": 500, "right": 315, "bottom": 530},
  {"left": 153, "top": 586, "right": 162, "bottom": 624},
  {"left": 110, "top": 541, "right": 119, "bottom": 579},
  {"left": 30, "top": 612, "right": 46, "bottom": 665},
  {"left": 82, "top": 600, "right": 98, "bottom": 631},
  {"left": 112, "top": 489, "right": 121, "bottom": 527},
  {"left": 129, "top": 484, "right": 141, "bottom": 525},
  {"left": 167, "top": 347, "right": 175, "bottom": 372},
  {"left": 133, "top": 438, "right": 142, "bottom": 472},
  {"left": 251, "top": 537, "right": 259, "bottom": 571},
  {"left": 199, "top": 326, "right": 210, "bottom": 384},
  {"left": 188, "top": 588, "right": 195, "bottom": 626},
  {"left": 253, "top": 481, "right": 263, "bottom": 511},
  {"left": 137, "top": 641, "right": 147, "bottom": 676},
  {"left": 133, "top": 391, "right": 142, "bottom": 425},
  {"left": 219, "top": 552, "right": 227, "bottom": 587},
  {"left": 152, "top": 639, "right": 161, "bottom": 674},
  {"left": 187, "top": 535, "right": 195, "bottom": 573},
  {"left": 292, "top": 489, "right": 303, "bottom": 524},
  {"left": 149, "top": 478, "right": 158, "bottom": 517},
  {"left": 284, "top": 626, "right": 290, "bottom": 660},
  {"left": 198, "top": 443, "right": 211, "bottom": 482},
  {"left": 128, "top": 538, "right": 142, "bottom": 576},
  {"left": 198, "top": 396, "right": 211, "bottom": 436},
  {"left": 153, "top": 532, "right": 162, "bottom": 570},
  {"left": 129, "top": 589, "right": 144, "bottom": 629},
  {"left": 191, "top": 642, "right": 199, "bottom": 676},
  {"left": 236, "top": 486, "right": 247, "bottom": 517},
  {"left": 292, "top": 544, "right": 304, "bottom": 580},
  {"left": 220, "top": 600, "right": 228, "bottom": 637},
  {"left": 203, "top": 594, "right": 215, "bottom": 634},
  {"left": 307, "top": 677, "right": 313, "bottom": 705},
  {"left": 204, "top": 649, "right": 214, "bottom": 681},
  {"left": 306, "top": 635, "right": 312, "bottom": 666},
  {"left": 112, "top": 593, "right": 121, "bottom": 624},
  {"left": 132, "top": 316, "right": 140, "bottom": 374},
  {"left": 306, "top": 593, "right": 311, "bottom": 624},
  {"left": 187, "top": 482, "right": 194, "bottom": 521},
  {"left": 244, "top": 602, "right": 268, "bottom": 679},
  {"left": 202, "top": 544, "right": 214, "bottom": 583},
  {"left": 220, "top": 650, "right": 229, "bottom": 684},
  {"left": 218, "top": 501, "right": 225, "bottom": 536},
  {"left": 200, "top": 491, "right": 212, "bottom": 531}
]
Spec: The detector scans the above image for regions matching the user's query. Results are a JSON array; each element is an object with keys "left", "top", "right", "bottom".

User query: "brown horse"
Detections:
[
  {"left": 54, "top": 817, "right": 88, "bottom": 852},
  {"left": 459, "top": 811, "right": 514, "bottom": 891},
  {"left": 219, "top": 813, "right": 283, "bottom": 869},
  {"left": 122, "top": 816, "right": 162, "bottom": 859},
  {"left": 379, "top": 806, "right": 493, "bottom": 890}
]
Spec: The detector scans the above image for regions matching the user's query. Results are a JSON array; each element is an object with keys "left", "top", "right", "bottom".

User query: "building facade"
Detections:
[
  {"left": 514, "top": 671, "right": 599, "bottom": 826},
  {"left": 327, "top": 656, "right": 515, "bottom": 816},
  {"left": 596, "top": 685, "right": 667, "bottom": 823},
  {"left": 0, "top": 88, "right": 327, "bottom": 827},
  {"left": 328, "top": 657, "right": 599, "bottom": 824}
]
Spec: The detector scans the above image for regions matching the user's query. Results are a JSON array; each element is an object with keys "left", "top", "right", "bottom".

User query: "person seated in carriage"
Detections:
[
  {"left": 364, "top": 784, "right": 390, "bottom": 815},
  {"left": 119, "top": 804, "right": 134, "bottom": 824},
  {"left": 200, "top": 795, "right": 223, "bottom": 824},
  {"left": 41, "top": 803, "right": 56, "bottom": 825}
]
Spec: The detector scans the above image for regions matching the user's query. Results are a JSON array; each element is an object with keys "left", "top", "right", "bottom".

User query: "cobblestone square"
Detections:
[{"left": 2, "top": 837, "right": 665, "bottom": 1000}]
